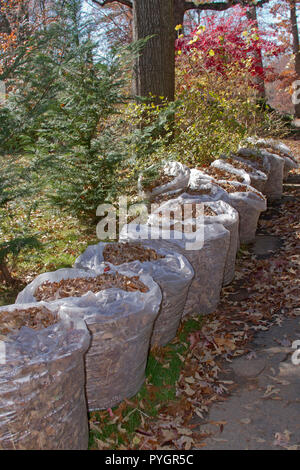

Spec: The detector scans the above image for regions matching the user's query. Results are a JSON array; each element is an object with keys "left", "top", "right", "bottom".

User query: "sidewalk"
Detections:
[{"left": 198, "top": 313, "right": 300, "bottom": 450}]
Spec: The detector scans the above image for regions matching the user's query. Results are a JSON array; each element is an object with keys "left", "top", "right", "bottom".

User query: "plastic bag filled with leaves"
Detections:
[
  {"left": 211, "top": 157, "right": 268, "bottom": 193},
  {"left": 17, "top": 267, "right": 162, "bottom": 411},
  {"left": 0, "top": 302, "right": 90, "bottom": 450},
  {"left": 120, "top": 222, "right": 230, "bottom": 317},
  {"left": 74, "top": 241, "right": 194, "bottom": 347},
  {"left": 216, "top": 180, "right": 267, "bottom": 244},
  {"left": 189, "top": 166, "right": 249, "bottom": 187},
  {"left": 245, "top": 138, "right": 298, "bottom": 180},
  {"left": 238, "top": 147, "right": 284, "bottom": 200},
  {"left": 188, "top": 177, "right": 230, "bottom": 200},
  {"left": 160, "top": 176, "right": 266, "bottom": 245},
  {"left": 138, "top": 161, "right": 190, "bottom": 202},
  {"left": 201, "top": 200, "right": 239, "bottom": 285},
  {"left": 148, "top": 194, "right": 239, "bottom": 286}
]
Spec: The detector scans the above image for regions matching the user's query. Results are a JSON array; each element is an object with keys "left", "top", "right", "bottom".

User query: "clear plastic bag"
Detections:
[
  {"left": 230, "top": 154, "right": 270, "bottom": 193},
  {"left": 138, "top": 161, "right": 190, "bottom": 202},
  {"left": 238, "top": 147, "right": 284, "bottom": 200},
  {"left": 243, "top": 137, "right": 298, "bottom": 181},
  {"left": 120, "top": 222, "right": 230, "bottom": 317},
  {"left": 188, "top": 168, "right": 214, "bottom": 185},
  {"left": 193, "top": 199, "right": 239, "bottom": 286},
  {"left": 16, "top": 267, "right": 104, "bottom": 304},
  {"left": 0, "top": 302, "right": 90, "bottom": 450},
  {"left": 148, "top": 194, "right": 239, "bottom": 286},
  {"left": 187, "top": 178, "right": 229, "bottom": 201},
  {"left": 211, "top": 158, "right": 267, "bottom": 193},
  {"left": 258, "top": 149, "right": 284, "bottom": 200},
  {"left": 245, "top": 137, "right": 295, "bottom": 158},
  {"left": 189, "top": 167, "right": 249, "bottom": 186},
  {"left": 168, "top": 176, "right": 266, "bottom": 244},
  {"left": 216, "top": 180, "right": 267, "bottom": 244},
  {"left": 17, "top": 266, "right": 162, "bottom": 411},
  {"left": 74, "top": 241, "right": 194, "bottom": 347},
  {"left": 211, "top": 159, "right": 252, "bottom": 186},
  {"left": 245, "top": 137, "right": 293, "bottom": 156}
]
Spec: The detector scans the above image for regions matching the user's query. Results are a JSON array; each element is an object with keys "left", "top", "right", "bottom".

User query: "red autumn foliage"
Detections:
[{"left": 176, "top": 6, "right": 284, "bottom": 84}]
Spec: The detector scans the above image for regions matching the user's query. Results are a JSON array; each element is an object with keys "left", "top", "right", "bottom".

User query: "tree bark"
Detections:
[
  {"left": 174, "top": 0, "right": 186, "bottom": 30},
  {"left": 132, "top": 0, "right": 175, "bottom": 102},
  {"left": 0, "top": 11, "right": 11, "bottom": 34},
  {"left": 291, "top": 0, "right": 300, "bottom": 119}
]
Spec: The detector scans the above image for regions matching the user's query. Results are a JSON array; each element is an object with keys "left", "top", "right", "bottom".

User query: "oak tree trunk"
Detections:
[
  {"left": 132, "top": 0, "right": 175, "bottom": 102},
  {"left": 174, "top": 0, "right": 186, "bottom": 31}
]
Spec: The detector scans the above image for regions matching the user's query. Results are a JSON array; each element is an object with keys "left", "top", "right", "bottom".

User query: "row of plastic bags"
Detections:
[{"left": 0, "top": 138, "right": 297, "bottom": 449}]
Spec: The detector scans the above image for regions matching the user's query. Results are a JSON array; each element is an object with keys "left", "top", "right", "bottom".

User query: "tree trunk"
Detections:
[
  {"left": 0, "top": 11, "right": 11, "bottom": 34},
  {"left": 174, "top": 0, "right": 186, "bottom": 31},
  {"left": 291, "top": 0, "right": 300, "bottom": 119},
  {"left": 132, "top": 0, "right": 175, "bottom": 102},
  {"left": 247, "top": 5, "right": 266, "bottom": 99}
]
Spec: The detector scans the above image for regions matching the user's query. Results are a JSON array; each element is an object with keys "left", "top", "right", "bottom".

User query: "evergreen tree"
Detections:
[{"left": 33, "top": 0, "right": 132, "bottom": 221}]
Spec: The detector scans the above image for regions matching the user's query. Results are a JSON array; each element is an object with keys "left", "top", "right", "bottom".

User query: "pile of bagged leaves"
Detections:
[
  {"left": 75, "top": 241, "right": 194, "bottom": 347},
  {"left": 88, "top": 142, "right": 299, "bottom": 450},
  {"left": 0, "top": 139, "right": 298, "bottom": 450}
]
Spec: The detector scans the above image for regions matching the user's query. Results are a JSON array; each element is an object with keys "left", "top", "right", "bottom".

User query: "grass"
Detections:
[{"left": 0, "top": 202, "right": 98, "bottom": 306}]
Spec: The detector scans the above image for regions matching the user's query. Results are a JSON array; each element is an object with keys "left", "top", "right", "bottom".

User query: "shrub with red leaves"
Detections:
[{"left": 176, "top": 6, "right": 284, "bottom": 88}]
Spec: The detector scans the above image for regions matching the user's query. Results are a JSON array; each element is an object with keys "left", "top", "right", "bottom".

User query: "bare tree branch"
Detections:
[
  {"left": 184, "top": 0, "right": 270, "bottom": 12},
  {"left": 91, "top": 0, "right": 133, "bottom": 9},
  {"left": 91, "top": 0, "right": 271, "bottom": 14},
  {"left": 184, "top": 1, "right": 237, "bottom": 12}
]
